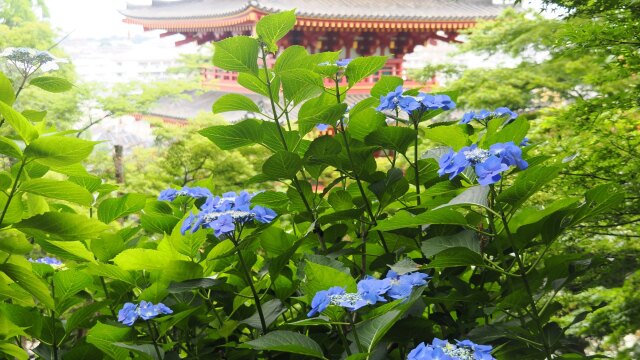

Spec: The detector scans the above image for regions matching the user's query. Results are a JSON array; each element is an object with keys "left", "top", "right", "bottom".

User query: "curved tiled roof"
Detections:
[{"left": 121, "top": 0, "right": 508, "bottom": 21}]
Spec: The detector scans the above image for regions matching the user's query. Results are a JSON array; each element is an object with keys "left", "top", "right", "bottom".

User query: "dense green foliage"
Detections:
[{"left": 0, "top": 6, "right": 630, "bottom": 360}]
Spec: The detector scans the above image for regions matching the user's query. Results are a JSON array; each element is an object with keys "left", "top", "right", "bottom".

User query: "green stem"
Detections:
[
  {"left": 146, "top": 320, "right": 163, "bottom": 359},
  {"left": 231, "top": 236, "right": 268, "bottom": 334},
  {"left": 338, "top": 325, "right": 352, "bottom": 356},
  {"left": 412, "top": 119, "right": 423, "bottom": 245},
  {"left": 350, "top": 316, "right": 365, "bottom": 353},
  {"left": 0, "top": 159, "right": 26, "bottom": 226},
  {"left": 333, "top": 76, "right": 390, "bottom": 255},
  {"left": 100, "top": 277, "right": 117, "bottom": 318},
  {"left": 51, "top": 279, "right": 58, "bottom": 360},
  {"left": 491, "top": 186, "right": 553, "bottom": 358}
]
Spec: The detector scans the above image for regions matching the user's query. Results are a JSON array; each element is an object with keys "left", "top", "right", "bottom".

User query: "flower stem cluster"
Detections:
[
  {"left": 376, "top": 85, "right": 455, "bottom": 116},
  {"left": 0, "top": 47, "right": 67, "bottom": 75},
  {"left": 407, "top": 338, "right": 495, "bottom": 360},
  {"left": 307, "top": 271, "right": 430, "bottom": 317},
  {"left": 438, "top": 142, "right": 528, "bottom": 186},
  {"left": 117, "top": 301, "right": 173, "bottom": 326},
  {"left": 158, "top": 187, "right": 276, "bottom": 237}
]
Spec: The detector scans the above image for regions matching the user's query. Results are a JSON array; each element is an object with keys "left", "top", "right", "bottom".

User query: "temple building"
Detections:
[{"left": 121, "top": 0, "right": 511, "bottom": 123}]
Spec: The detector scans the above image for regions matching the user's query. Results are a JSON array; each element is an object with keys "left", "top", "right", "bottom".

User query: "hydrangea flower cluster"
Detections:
[
  {"left": 29, "top": 257, "right": 64, "bottom": 268},
  {"left": 377, "top": 86, "right": 455, "bottom": 115},
  {"left": 438, "top": 142, "right": 528, "bottom": 186},
  {"left": 460, "top": 107, "right": 517, "bottom": 125},
  {"left": 159, "top": 187, "right": 276, "bottom": 237},
  {"left": 158, "top": 186, "right": 212, "bottom": 201},
  {"left": 117, "top": 301, "right": 173, "bottom": 326},
  {"left": 307, "top": 271, "right": 429, "bottom": 317},
  {"left": 407, "top": 338, "right": 495, "bottom": 360},
  {"left": 0, "top": 47, "right": 67, "bottom": 74}
]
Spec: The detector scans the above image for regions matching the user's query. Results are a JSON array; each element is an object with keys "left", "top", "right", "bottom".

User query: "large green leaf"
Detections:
[
  {"left": 0, "top": 136, "right": 22, "bottom": 159},
  {"left": 256, "top": 9, "right": 297, "bottom": 52},
  {"left": 365, "top": 127, "right": 417, "bottom": 154},
  {"left": 0, "top": 263, "right": 54, "bottom": 309},
  {"left": 14, "top": 212, "right": 109, "bottom": 241},
  {"left": 0, "top": 191, "right": 24, "bottom": 226},
  {"left": 24, "top": 136, "right": 97, "bottom": 167},
  {"left": 345, "top": 56, "right": 388, "bottom": 88},
  {"left": 112, "top": 248, "right": 174, "bottom": 271},
  {"left": 302, "top": 260, "right": 357, "bottom": 301},
  {"left": 371, "top": 76, "right": 403, "bottom": 98},
  {"left": 496, "top": 165, "right": 562, "bottom": 210},
  {"left": 298, "top": 102, "right": 348, "bottom": 135},
  {"left": 0, "top": 343, "right": 28, "bottom": 360},
  {"left": 242, "top": 331, "right": 326, "bottom": 359},
  {"left": 97, "top": 193, "right": 146, "bottom": 223},
  {"left": 29, "top": 76, "right": 73, "bottom": 93},
  {"left": 240, "top": 298, "right": 286, "bottom": 332},
  {"left": 213, "top": 36, "right": 259, "bottom": 75},
  {"left": 352, "top": 310, "right": 401, "bottom": 353},
  {"left": 53, "top": 269, "right": 92, "bottom": 303},
  {"left": 237, "top": 71, "right": 280, "bottom": 100},
  {"left": 86, "top": 322, "right": 132, "bottom": 360},
  {"left": 0, "top": 101, "right": 38, "bottom": 143},
  {"left": 45, "top": 240, "right": 97, "bottom": 263},
  {"left": 262, "top": 151, "right": 302, "bottom": 180},
  {"left": 424, "top": 124, "right": 470, "bottom": 151},
  {"left": 372, "top": 208, "right": 468, "bottom": 231},
  {"left": 212, "top": 93, "right": 260, "bottom": 114},
  {"left": 421, "top": 230, "right": 479, "bottom": 258},
  {"left": 274, "top": 45, "right": 309, "bottom": 72},
  {"left": 199, "top": 119, "right": 263, "bottom": 150},
  {"left": 19, "top": 178, "right": 93, "bottom": 206},
  {"left": 425, "top": 247, "right": 484, "bottom": 268},
  {"left": 482, "top": 117, "right": 529, "bottom": 146},
  {"left": 279, "top": 68, "right": 324, "bottom": 104},
  {"left": 0, "top": 230, "right": 31, "bottom": 255},
  {"left": 0, "top": 72, "right": 15, "bottom": 105},
  {"left": 349, "top": 108, "right": 387, "bottom": 142},
  {"left": 251, "top": 191, "right": 289, "bottom": 210}
]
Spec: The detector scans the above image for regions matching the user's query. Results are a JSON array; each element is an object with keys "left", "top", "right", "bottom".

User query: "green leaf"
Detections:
[
  {"left": 345, "top": 56, "right": 388, "bottom": 88},
  {"left": 19, "top": 178, "right": 93, "bottom": 206},
  {"left": 482, "top": 117, "right": 529, "bottom": 146},
  {"left": 24, "top": 136, "right": 97, "bottom": 167},
  {"left": 112, "top": 249, "right": 173, "bottom": 271},
  {"left": 353, "top": 310, "right": 401, "bottom": 353},
  {"left": 372, "top": 208, "right": 467, "bottom": 232},
  {"left": 274, "top": 45, "right": 309, "bottom": 72},
  {"left": 0, "top": 230, "right": 31, "bottom": 255},
  {"left": 424, "top": 124, "right": 470, "bottom": 151},
  {"left": 371, "top": 76, "right": 403, "bottom": 98},
  {"left": 213, "top": 36, "right": 259, "bottom": 75},
  {"left": 0, "top": 343, "right": 28, "bottom": 360},
  {"left": 212, "top": 93, "right": 260, "bottom": 114},
  {"left": 241, "top": 330, "right": 326, "bottom": 359},
  {"left": 241, "top": 298, "right": 286, "bottom": 332},
  {"left": 303, "top": 260, "right": 357, "bottom": 300},
  {"left": 496, "top": 165, "right": 562, "bottom": 210},
  {"left": 65, "top": 302, "right": 106, "bottom": 334},
  {"left": 14, "top": 212, "right": 109, "bottom": 241},
  {"left": 0, "top": 191, "right": 23, "bottom": 226},
  {"left": 0, "top": 72, "right": 15, "bottom": 105},
  {"left": 349, "top": 108, "right": 387, "bottom": 142},
  {"left": 425, "top": 247, "right": 484, "bottom": 268},
  {"left": 570, "top": 183, "right": 625, "bottom": 226},
  {"left": 262, "top": 151, "right": 302, "bottom": 180},
  {"left": 199, "top": 119, "right": 263, "bottom": 150},
  {"left": 0, "top": 136, "right": 22, "bottom": 159},
  {"left": 421, "top": 230, "right": 479, "bottom": 258},
  {"left": 53, "top": 269, "right": 92, "bottom": 303},
  {"left": 237, "top": 72, "right": 279, "bottom": 100},
  {"left": 0, "top": 263, "right": 54, "bottom": 309},
  {"left": 0, "top": 101, "right": 38, "bottom": 143},
  {"left": 46, "top": 240, "right": 97, "bottom": 263},
  {"left": 256, "top": 9, "right": 297, "bottom": 51},
  {"left": 298, "top": 102, "right": 348, "bottom": 135},
  {"left": 85, "top": 263, "right": 135, "bottom": 285},
  {"left": 21, "top": 109, "right": 46, "bottom": 122},
  {"left": 29, "top": 76, "right": 73, "bottom": 93},
  {"left": 279, "top": 68, "right": 324, "bottom": 104},
  {"left": 435, "top": 185, "right": 490, "bottom": 211},
  {"left": 97, "top": 193, "right": 146, "bottom": 223},
  {"left": 365, "top": 127, "right": 417, "bottom": 154},
  {"left": 86, "top": 322, "right": 131, "bottom": 360},
  {"left": 251, "top": 191, "right": 289, "bottom": 210}
]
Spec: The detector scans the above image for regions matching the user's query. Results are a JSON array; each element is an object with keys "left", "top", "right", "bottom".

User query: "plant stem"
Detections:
[
  {"left": 231, "top": 236, "right": 268, "bottom": 334},
  {"left": 412, "top": 120, "right": 423, "bottom": 246},
  {"left": 100, "top": 277, "right": 117, "bottom": 318},
  {"left": 333, "top": 76, "right": 390, "bottom": 254},
  {"left": 51, "top": 279, "right": 58, "bottom": 360},
  {"left": 491, "top": 186, "right": 553, "bottom": 359},
  {"left": 0, "top": 159, "right": 26, "bottom": 226},
  {"left": 349, "top": 316, "right": 365, "bottom": 353},
  {"left": 338, "top": 325, "right": 352, "bottom": 356},
  {"left": 146, "top": 320, "right": 163, "bottom": 359}
]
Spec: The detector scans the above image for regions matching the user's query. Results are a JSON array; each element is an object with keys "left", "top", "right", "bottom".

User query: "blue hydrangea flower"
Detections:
[
  {"left": 377, "top": 85, "right": 405, "bottom": 111},
  {"left": 316, "top": 124, "right": 329, "bottom": 131},
  {"left": 459, "top": 107, "right": 517, "bottom": 125},
  {"left": 386, "top": 271, "right": 431, "bottom": 300},
  {"left": 307, "top": 286, "right": 345, "bottom": 317},
  {"left": 438, "top": 142, "right": 528, "bottom": 186},
  {"left": 519, "top": 137, "right": 530, "bottom": 147},
  {"left": 117, "top": 302, "right": 138, "bottom": 326},
  {"left": 398, "top": 96, "right": 422, "bottom": 113},
  {"left": 420, "top": 94, "right": 456, "bottom": 111},
  {"left": 336, "top": 58, "right": 352, "bottom": 67},
  {"left": 117, "top": 301, "right": 173, "bottom": 326},
  {"left": 357, "top": 277, "right": 391, "bottom": 305},
  {"left": 29, "top": 257, "right": 63, "bottom": 267},
  {"left": 408, "top": 338, "right": 495, "bottom": 360},
  {"left": 179, "top": 190, "right": 277, "bottom": 236},
  {"left": 158, "top": 186, "right": 213, "bottom": 201},
  {"left": 475, "top": 156, "right": 509, "bottom": 186}
]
